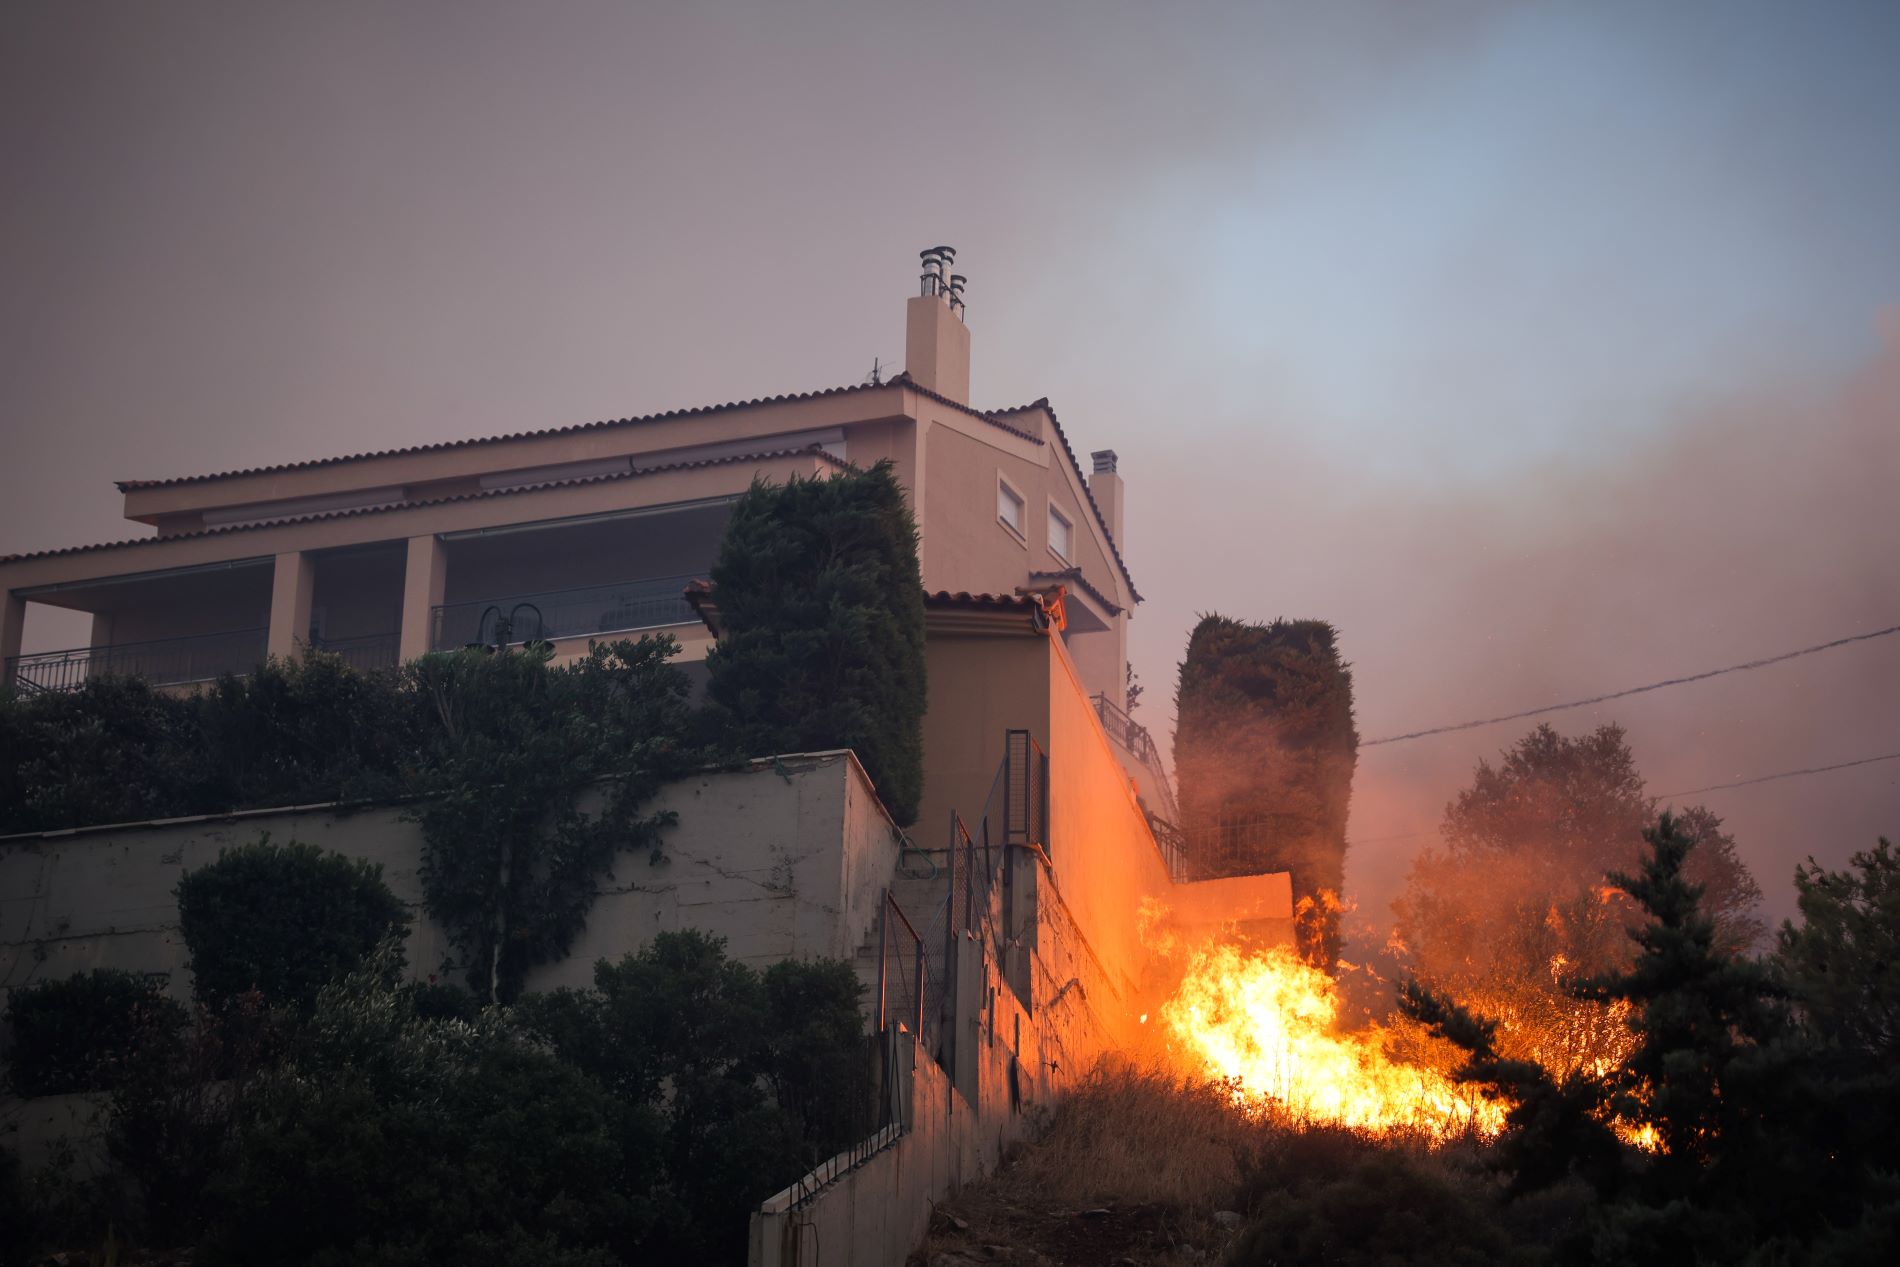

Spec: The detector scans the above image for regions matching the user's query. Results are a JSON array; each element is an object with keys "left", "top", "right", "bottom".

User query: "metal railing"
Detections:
[
  {"left": 6, "top": 628, "right": 268, "bottom": 693},
  {"left": 874, "top": 890, "right": 927, "bottom": 1045},
  {"left": 1146, "top": 812, "right": 1192, "bottom": 883},
  {"left": 1171, "top": 813, "right": 1313, "bottom": 881},
  {"left": 429, "top": 573, "right": 699, "bottom": 650},
  {"left": 310, "top": 631, "right": 400, "bottom": 673},
  {"left": 1090, "top": 691, "right": 1181, "bottom": 823}
]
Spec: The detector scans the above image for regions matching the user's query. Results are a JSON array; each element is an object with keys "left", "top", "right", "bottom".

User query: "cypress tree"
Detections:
[
  {"left": 705, "top": 460, "right": 927, "bottom": 825},
  {"left": 1172, "top": 614, "right": 1358, "bottom": 967}
]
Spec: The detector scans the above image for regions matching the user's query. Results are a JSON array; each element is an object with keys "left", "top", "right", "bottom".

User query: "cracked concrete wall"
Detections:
[{"left": 0, "top": 751, "right": 900, "bottom": 1006}]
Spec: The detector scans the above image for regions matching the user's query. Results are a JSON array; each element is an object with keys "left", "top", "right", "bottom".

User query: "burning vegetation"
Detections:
[{"left": 1161, "top": 938, "right": 1504, "bottom": 1140}]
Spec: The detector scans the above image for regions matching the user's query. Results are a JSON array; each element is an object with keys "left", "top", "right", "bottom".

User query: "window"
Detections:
[
  {"left": 997, "top": 478, "right": 1025, "bottom": 538},
  {"left": 1048, "top": 505, "right": 1073, "bottom": 562}
]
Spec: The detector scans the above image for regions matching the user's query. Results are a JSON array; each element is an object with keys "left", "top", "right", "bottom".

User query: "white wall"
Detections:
[{"left": 0, "top": 751, "right": 900, "bottom": 1006}]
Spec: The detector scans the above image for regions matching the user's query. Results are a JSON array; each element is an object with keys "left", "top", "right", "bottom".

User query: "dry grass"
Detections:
[{"left": 1006, "top": 1059, "right": 1254, "bottom": 1211}]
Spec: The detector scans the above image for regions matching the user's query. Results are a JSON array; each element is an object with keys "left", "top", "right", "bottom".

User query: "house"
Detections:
[
  {"left": 0, "top": 252, "right": 1285, "bottom": 1265},
  {"left": 1, "top": 248, "right": 1169, "bottom": 822}
]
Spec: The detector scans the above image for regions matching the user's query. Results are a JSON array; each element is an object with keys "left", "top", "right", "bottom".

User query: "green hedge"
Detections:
[
  {"left": 4, "top": 969, "right": 187, "bottom": 1098},
  {"left": 703, "top": 461, "right": 927, "bottom": 824},
  {"left": 175, "top": 836, "right": 410, "bottom": 1011}
]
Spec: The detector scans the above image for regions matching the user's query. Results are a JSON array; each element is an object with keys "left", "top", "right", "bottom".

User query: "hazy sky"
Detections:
[{"left": 4, "top": 1, "right": 1895, "bottom": 927}]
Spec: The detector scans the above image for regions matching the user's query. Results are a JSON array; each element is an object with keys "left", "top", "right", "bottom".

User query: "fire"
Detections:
[{"left": 1160, "top": 940, "right": 1505, "bottom": 1141}]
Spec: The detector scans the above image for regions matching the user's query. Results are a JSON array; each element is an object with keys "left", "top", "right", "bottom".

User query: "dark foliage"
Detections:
[
  {"left": 0, "top": 654, "right": 430, "bottom": 836},
  {"left": 1777, "top": 837, "right": 1900, "bottom": 1064},
  {"left": 407, "top": 637, "right": 697, "bottom": 1002},
  {"left": 704, "top": 460, "right": 927, "bottom": 824},
  {"left": 105, "top": 991, "right": 276, "bottom": 1247},
  {"left": 203, "top": 951, "right": 653, "bottom": 1267},
  {"left": 514, "top": 931, "right": 874, "bottom": 1264},
  {"left": 1229, "top": 1144, "right": 1525, "bottom": 1266},
  {"left": 3, "top": 968, "right": 187, "bottom": 1098},
  {"left": 1408, "top": 812, "right": 1900, "bottom": 1264},
  {"left": 1171, "top": 614, "right": 1358, "bottom": 967},
  {"left": 1394, "top": 724, "right": 1766, "bottom": 1078},
  {"left": 175, "top": 834, "right": 410, "bottom": 1012},
  {"left": 0, "top": 674, "right": 212, "bottom": 834}
]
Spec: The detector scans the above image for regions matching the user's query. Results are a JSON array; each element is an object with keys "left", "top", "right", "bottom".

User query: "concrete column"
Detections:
[
  {"left": 399, "top": 535, "right": 447, "bottom": 662},
  {"left": 266, "top": 551, "right": 317, "bottom": 661},
  {"left": 1, "top": 590, "right": 24, "bottom": 674}
]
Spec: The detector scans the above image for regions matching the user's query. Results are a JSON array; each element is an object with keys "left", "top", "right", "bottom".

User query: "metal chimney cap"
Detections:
[{"left": 1091, "top": 449, "right": 1119, "bottom": 474}]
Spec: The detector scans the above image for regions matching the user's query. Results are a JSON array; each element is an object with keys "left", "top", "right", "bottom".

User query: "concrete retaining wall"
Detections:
[{"left": 0, "top": 750, "right": 901, "bottom": 1006}]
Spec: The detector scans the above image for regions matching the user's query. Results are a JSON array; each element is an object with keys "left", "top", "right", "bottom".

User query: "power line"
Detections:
[
  {"left": 1658, "top": 751, "right": 1900, "bottom": 799},
  {"left": 1363, "top": 622, "right": 1900, "bottom": 748}
]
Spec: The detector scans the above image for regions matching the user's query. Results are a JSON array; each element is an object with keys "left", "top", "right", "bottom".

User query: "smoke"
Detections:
[{"left": 1131, "top": 312, "right": 1900, "bottom": 934}]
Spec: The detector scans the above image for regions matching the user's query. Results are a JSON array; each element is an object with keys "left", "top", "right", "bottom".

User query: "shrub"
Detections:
[
  {"left": 1228, "top": 1146, "right": 1522, "bottom": 1267},
  {"left": 704, "top": 461, "right": 927, "bottom": 824},
  {"left": 205, "top": 953, "right": 655, "bottom": 1266},
  {"left": 3, "top": 969, "right": 186, "bottom": 1098},
  {"left": 515, "top": 932, "right": 872, "bottom": 1264},
  {"left": 408, "top": 637, "right": 697, "bottom": 1002},
  {"left": 194, "top": 652, "right": 423, "bottom": 808},
  {"left": 0, "top": 675, "right": 210, "bottom": 834},
  {"left": 175, "top": 835, "right": 410, "bottom": 1011}
]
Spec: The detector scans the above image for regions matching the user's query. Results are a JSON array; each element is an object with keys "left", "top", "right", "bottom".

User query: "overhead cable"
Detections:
[
  {"left": 1363, "top": 623, "right": 1900, "bottom": 747},
  {"left": 1657, "top": 751, "right": 1900, "bottom": 799}
]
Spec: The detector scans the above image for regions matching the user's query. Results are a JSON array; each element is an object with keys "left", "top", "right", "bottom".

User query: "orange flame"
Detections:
[{"left": 1160, "top": 940, "right": 1505, "bottom": 1141}]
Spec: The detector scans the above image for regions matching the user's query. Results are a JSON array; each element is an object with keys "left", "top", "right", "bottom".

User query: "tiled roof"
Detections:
[
  {"left": 113, "top": 372, "right": 1039, "bottom": 491},
  {"left": 1030, "top": 567, "right": 1124, "bottom": 616},
  {"left": 923, "top": 590, "right": 1045, "bottom": 613},
  {"left": 993, "top": 398, "right": 1140, "bottom": 604},
  {"left": 4, "top": 445, "right": 849, "bottom": 565}
]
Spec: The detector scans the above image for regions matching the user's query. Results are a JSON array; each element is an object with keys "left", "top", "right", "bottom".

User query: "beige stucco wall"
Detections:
[{"left": 0, "top": 752, "right": 900, "bottom": 1008}]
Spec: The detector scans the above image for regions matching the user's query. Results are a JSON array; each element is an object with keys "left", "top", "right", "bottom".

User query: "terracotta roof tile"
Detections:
[
  {"left": 113, "top": 372, "right": 1040, "bottom": 491},
  {"left": 5, "top": 446, "right": 848, "bottom": 565},
  {"left": 923, "top": 589, "right": 1044, "bottom": 613}
]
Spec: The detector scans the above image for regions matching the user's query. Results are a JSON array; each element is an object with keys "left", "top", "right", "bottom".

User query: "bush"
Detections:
[
  {"left": 205, "top": 954, "right": 655, "bottom": 1267},
  {"left": 3, "top": 969, "right": 186, "bottom": 1097},
  {"left": 0, "top": 675, "right": 210, "bottom": 834},
  {"left": 1229, "top": 1146, "right": 1524, "bottom": 1267},
  {"left": 515, "top": 932, "right": 873, "bottom": 1263},
  {"left": 175, "top": 835, "right": 410, "bottom": 1011},
  {"left": 704, "top": 461, "right": 927, "bottom": 824},
  {"left": 408, "top": 637, "right": 697, "bottom": 1002}
]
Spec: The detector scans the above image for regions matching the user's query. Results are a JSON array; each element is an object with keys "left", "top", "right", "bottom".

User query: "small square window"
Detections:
[
  {"left": 998, "top": 480, "right": 1025, "bottom": 536},
  {"left": 1048, "top": 506, "right": 1073, "bottom": 561}
]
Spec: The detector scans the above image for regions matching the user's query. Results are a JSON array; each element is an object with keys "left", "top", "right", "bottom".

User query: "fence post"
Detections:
[{"left": 875, "top": 894, "right": 889, "bottom": 1034}]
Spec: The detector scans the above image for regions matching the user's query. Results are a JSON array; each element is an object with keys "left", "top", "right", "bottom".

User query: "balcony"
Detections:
[
  {"left": 7, "top": 627, "right": 268, "bottom": 694},
  {"left": 310, "top": 631, "right": 401, "bottom": 673},
  {"left": 430, "top": 574, "right": 700, "bottom": 651}
]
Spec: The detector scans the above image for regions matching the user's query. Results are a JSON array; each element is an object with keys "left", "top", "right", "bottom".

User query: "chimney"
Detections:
[
  {"left": 1090, "top": 450, "right": 1123, "bottom": 546},
  {"left": 905, "top": 245, "right": 971, "bottom": 404}
]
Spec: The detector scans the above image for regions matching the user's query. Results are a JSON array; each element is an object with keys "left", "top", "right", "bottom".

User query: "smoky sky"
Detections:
[{"left": 3, "top": 2, "right": 1895, "bottom": 925}]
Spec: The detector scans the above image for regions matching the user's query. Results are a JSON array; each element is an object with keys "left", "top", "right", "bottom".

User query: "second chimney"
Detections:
[
  {"left": 1090, "top": 449, "right": 1124, "bottom": 547},
  {"left": 905, "top": 246, "right": 971, "bottom": 404}
]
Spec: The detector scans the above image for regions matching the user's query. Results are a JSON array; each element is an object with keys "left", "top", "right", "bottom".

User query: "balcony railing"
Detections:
[
  {"left": 1090, "top": 690, "right": 1180, "bottom": 822},
  {"left": 310, "top": 631, "right": 400, "bottom": 674},
  {"left": 6, "top": 628, "right": 268, "bottom": 694},
  {"left": 429, "top": 574, "right": 700, "bottom": 651}
]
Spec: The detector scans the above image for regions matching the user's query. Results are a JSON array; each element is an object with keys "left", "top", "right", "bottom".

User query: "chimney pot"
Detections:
[
  {"left": 905, "top": 245, "right": 972, "bottom": 403},
  {"left": 1091, "top": 449, "right": 1119, "bottom": 474}
]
